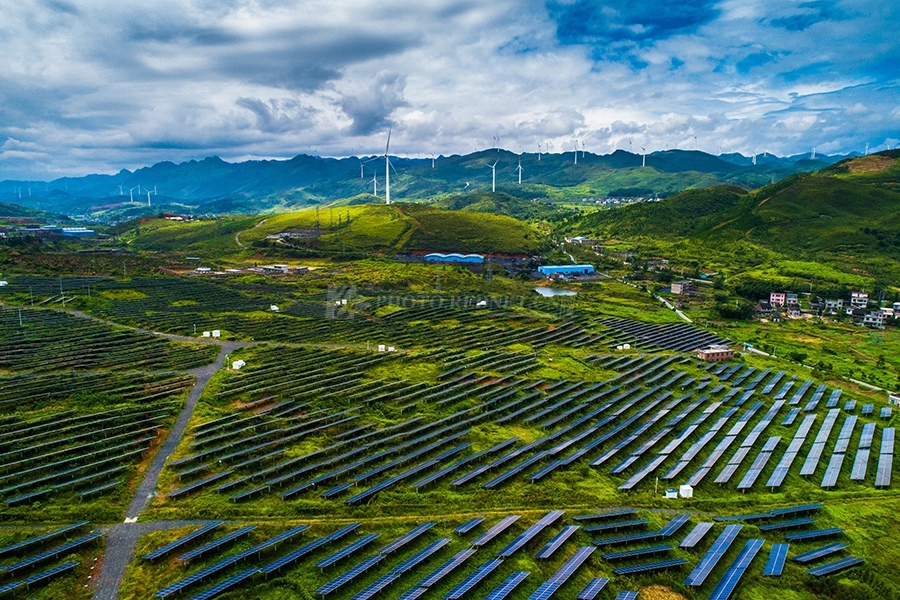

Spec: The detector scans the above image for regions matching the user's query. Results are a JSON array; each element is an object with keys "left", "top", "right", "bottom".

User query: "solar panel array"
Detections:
[
  {"left": 706, "top": 538, "right": 764, "bottom": 600},
  {"left": 612, "top": 558, "right": 688, "bottom": 575},
  {"left": 876, "top": 427, "right": 895, "bottom": 487},
  {"left": 807, "top": 556, "right": 864, "bottom": 577},
  {"left": 497, "top": 510, "right": 564, "bottom": 557},
  {"left": 679, "top": 522, "right": 714, "bottom": 548},
  {"left": 445, "top": 558, "right": 503, "bottom": 599},
  {"left": 800, "top": 409, "right": 841, "bottom": 476},
  {"left": 763, "top": 543, "right": 789, "bottom": 576},
  {"left": 792, "top": 542, "right": 848, "bottom": 564},
  {"left": 535, "top": 525, "right": 581, "bottom": 559},
  {"left": 685, "top": 524, "right": 742, "bottom": 586},
  {"left": 472, "top": 516, "right": 520, "bottom": 547},
  {"left": 484, "top": 571, "right": 530, "bottom": 600},
  {"left": 576, "top": 577, "right": 609, "bottom": 599},
  {"left": 821, "top": 415, "right": 858, "bottom": 487},
  {"left": 526, "top": 546, "right": 595, "bottom": 600}
]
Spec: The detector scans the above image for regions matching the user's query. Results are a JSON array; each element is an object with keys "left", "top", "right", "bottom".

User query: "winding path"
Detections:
[{"left": 92, "top": 342, "right": 243, "bottom": 600}]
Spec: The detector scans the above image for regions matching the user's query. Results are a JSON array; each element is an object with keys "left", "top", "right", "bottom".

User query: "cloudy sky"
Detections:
[{"left": 1, "top": 0, "right": 898, "bottom": 180}]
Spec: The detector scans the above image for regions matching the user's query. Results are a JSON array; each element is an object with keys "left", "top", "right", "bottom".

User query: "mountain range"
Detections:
[{"left": 0, "top": 149, "right": 851, "bottom": 220}]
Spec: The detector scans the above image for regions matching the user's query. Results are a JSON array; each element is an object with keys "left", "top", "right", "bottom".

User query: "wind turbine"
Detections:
[
  {"left": 581, "top": 140, "right": 585, "bottom": 158},
  {"left": 147, "top": 190, "right": 152, "bottom": 207},
  {"left": 641, "top": 147, "right": 646, "bottom": 167},
  {"left": 430, "top": 152, "right": 436, "bottom": 169},
  {"left": 384, "top": 128, "right": 392, "bottom": 205},
  {"left": 537, "top": 142, "right": 542, "bottom": 161},
  {"left": 811, "top": 147, "right": 816, "bottom": 159},
  {"left": 573, "top": 141, "right": 578, "bottom": 165},
  {"left": 118, "top": 184, "right": 123, "bottom": 196},
  {"left": 865, "top": 142, "right": 869, "bottom": 156},
  {"left": 487, "top": 159, "right": 499, "bottom": 192},
  {"left": 516, "top": 158, "right": 523, "bottom": 184},
  {"left": 371, "top": 173, "right": 378, "bottom": 197},
  {"left": 129, "top": 185, "right": 139, "bottom": 202}
]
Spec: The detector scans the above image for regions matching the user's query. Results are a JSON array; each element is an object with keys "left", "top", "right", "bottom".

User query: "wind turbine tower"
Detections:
[
  {"left": 147, "top": 191, "right": 152, "bottom": 207},
  {"left": 811, "top": 147, "right": 816, "bottom": 159},
  {"left": 487, "top": 159, "right": 499, "bottom": 192},
  {"left": 430, "top": 152, "right": 435, "bottom": 169},
  {"left": 537, "top": 142, "right": 542, "bottom": 161},
  {"left": 641, "top": 147, "right": 646, "bottom": 168},
  {"left": 865, "top": 142, "right": 869, "bottom": 156},
  {"left": 516, "top": 158, "right": 523, "bottom": 184},
  {"left": 574, "top": 142, "right": 578, "bottom": 165}
]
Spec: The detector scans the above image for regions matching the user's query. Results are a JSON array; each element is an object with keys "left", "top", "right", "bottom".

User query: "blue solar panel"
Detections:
[
  {"left": 188, "top": 568, "right": 258, "bottom": 600},
  {"left": 472, "top": 515, "right": 520, "bottom": 547},
  {"left": 582, "top": 519, "right": 647, "bottom": 533},
  {"left": 143, "top": 522, "right": 224, "bottom": 561},
  {"left": 684, "top": 524, "right": 742, "bottom": 586},
  {"left": 763, "top": 543, "right": 789, "bottom": 576},
  {"left": 807, "top": 556, "right": 863, "bottom": 577},
  {"left": 613, "top": 592, "right": 638, "bottom": 600},
  {"left": 315, "top": 534, "right": 380, "bottom": 568},
  {"left": 349, "top": 572, "right": 401, "bottom": 600},
  {"left": 706, "top": 538, "right": 764, "bottom": 600},
  {"left": 784, "top": 528, "right": 843, "bottom": 542},
  {"left": 576, "top": 577, "right": 609, "bottom": 599},
  {"left": 392, "top": 538, "right": 450, "bottom": 574},
  {"left": 18, "top": 561, "right": 78, "bottom": 587},
  {"left": 0, "top": 522, "right": 89, "bottom": 558},
  {"left": 396, "top": 587, "right": 428, "bottom": 600},
  {"left": 379, "top": 522, "right": 436, "bottom": 554},
  {"left": 261, "top": 524, "right": 359, "bottom": 575},
  {"left": 178, "top": 526, "right": 256, "bottom": 562},
  {"left": 613, "top": 558, "right": 688, "bottom": 575},
  {"left": 314, "top": 555, "right": 384, "bottom": 596},
  {"left": 602, "top": 544, "right": 671, "bottom": 561},
  {"left": 498, "top": 510, "right": 564, "bottom": 557},
  {"left": 679, "top": 522, "right": 714, "bottom": 548},
  {"left": 658, "top": 513, "right": 691, "bottom": 536},
  {"left": 758, "top": 518, "right": 814, "bottom": 532},
  {"left": 535, "top": 525, "right": 580, "bottom": 559},
  {"left": 445, "top": 558, "right": 503, "bottom": 599},
  {"left": 454, "top": 518, "right": 483, "bottom": 534},
  {"left": 6, "top": 532, "right": 103, "bottom": 575},
  {"left": 527, "top": 546, "right": 595, "bottom": 600},
  {"left": 484, "top": 571, "right": 529, "bottom": 600},
  {"left": 416, "top": 549, "right": 476, "bottom": 588},
  {"left": 792, "top": 542, "right": 848, "bottom": 564}
]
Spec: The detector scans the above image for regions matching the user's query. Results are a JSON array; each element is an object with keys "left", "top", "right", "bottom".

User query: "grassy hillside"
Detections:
[
  {"left": 570, "top": 151, "right": 900, "bottom": 281},
  {"left": 120, "top": 204, "right": 549, "bottom": 256}
]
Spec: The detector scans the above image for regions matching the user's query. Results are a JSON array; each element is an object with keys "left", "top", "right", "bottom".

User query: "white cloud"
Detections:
[{"left": 0, "top": 0, "right": 897, "bottom": 179}]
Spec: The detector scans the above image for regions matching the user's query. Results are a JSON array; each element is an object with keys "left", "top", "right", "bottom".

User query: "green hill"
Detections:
[
  {"left": 569, "top": 151, "right": 900, "bottom": 281},
  {"left": 120, "top": 204, "right": 549, "bottom": 256}
]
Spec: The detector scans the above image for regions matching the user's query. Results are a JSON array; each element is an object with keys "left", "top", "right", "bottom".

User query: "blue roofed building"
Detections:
[{"left": 538, "top": 264, "right": 594, "bottom": 276}]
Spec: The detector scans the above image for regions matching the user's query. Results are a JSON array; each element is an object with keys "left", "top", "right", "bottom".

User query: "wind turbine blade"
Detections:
[{"left": 385, "top": 127, "right": 392, "bottom": 155}]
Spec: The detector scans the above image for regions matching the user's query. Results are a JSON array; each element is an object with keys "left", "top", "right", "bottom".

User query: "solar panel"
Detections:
[
  {"left": 188, "top": 568, "right": 258, "bottom": 600},
  {"left": 658, "top": 513, "right": 691, "bottom": 536},
  {"left": 484, "top": 570, "right": 529, "bottom": 600},
  {"left": 535, "top": 525, "right": 580, "bottom": 559},
  {"left": 758, "top": 518, "right": 814, "bottom": 532},
  {"left": 498, "top": 510, "right": 565, "bottom": 557},
  {"left": 577, "top": 577, "right": 609, "bottom": 599},
  {"left": 472, "top": 515, "right": 520, "bottom": 547},
  {"left": 706, "top": 538, "right": 764, "bottom": 600},
  {"left": 261, "top": 524, "right": 359, "bottom": 576},
  {"left": 684, "top": 524, "right": 743, "bottom": 586},
  {"left": 314, "top": 555, "right": 384, "bottom": 596},
  {"left": 876, "top": 427, "right": 894, "bottom": 487},
  {"left": 768, "top": 503, "right": 824, "bottom": 517},
  {"left": 454, "top": 518, "right": 484, "bottom": 535},
  {"left": 679, "top": 522, "right": 714, "bottom": 548},
  {"left": 178, "top": 526, "right": 256, "bottom": 563},
  {"left": 0, "top": 521, "right": 89, "bottom": 559},
  {"left": 18, "top": 560, "right": 78, "bottom": 587},
  {"left": 6, "top": 532, "right": 103, "bottom": 576},
  {"left": 143, "top": 522, "right": 225, "bottom": 561},
  {"left": 445, "top": 558, "right": 503, "bottom": 599},
  {"left": 784, "top": 528, "right": 843, "bottom": 542},
  {"left": 349, "top": 572, "right": 401, "bottom": 600},
  {"left": 379, "top": 522, "right": 436, "bottom": 554},
  {"left": 613, "top": 592, "right": 638, "bottom": 600},
  {"left": 582, "top": 519, "right": 648, "bottom": 533},
  {"left": 393, "top": 538, "right": 451, "bottom": 575},
  {"left": 602, "top": 544, "right": 671, "bottom": 561},
  {"left": 315, "top": 534, "right": 380, "bottom": 568},
  {"left": 792, "top": 542, "right": 848, "bottom": 564},
  {"left": 416, "top": 549, "right": 476, "bottom": 588},
  {"left": 763, "top": 543, "right": 789, "bottom": 576},
  {"left": 526, "top": 546, "right": 595, "bottom": 600},
  {"left": 613, "top": 558, "right": 688, "bottom": 575},
  {"left": 807, "top": 556, "right": 863, "bottom": 577},
  {"left": 396, "top": 587, "right": 428, "bottom": 600}
]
